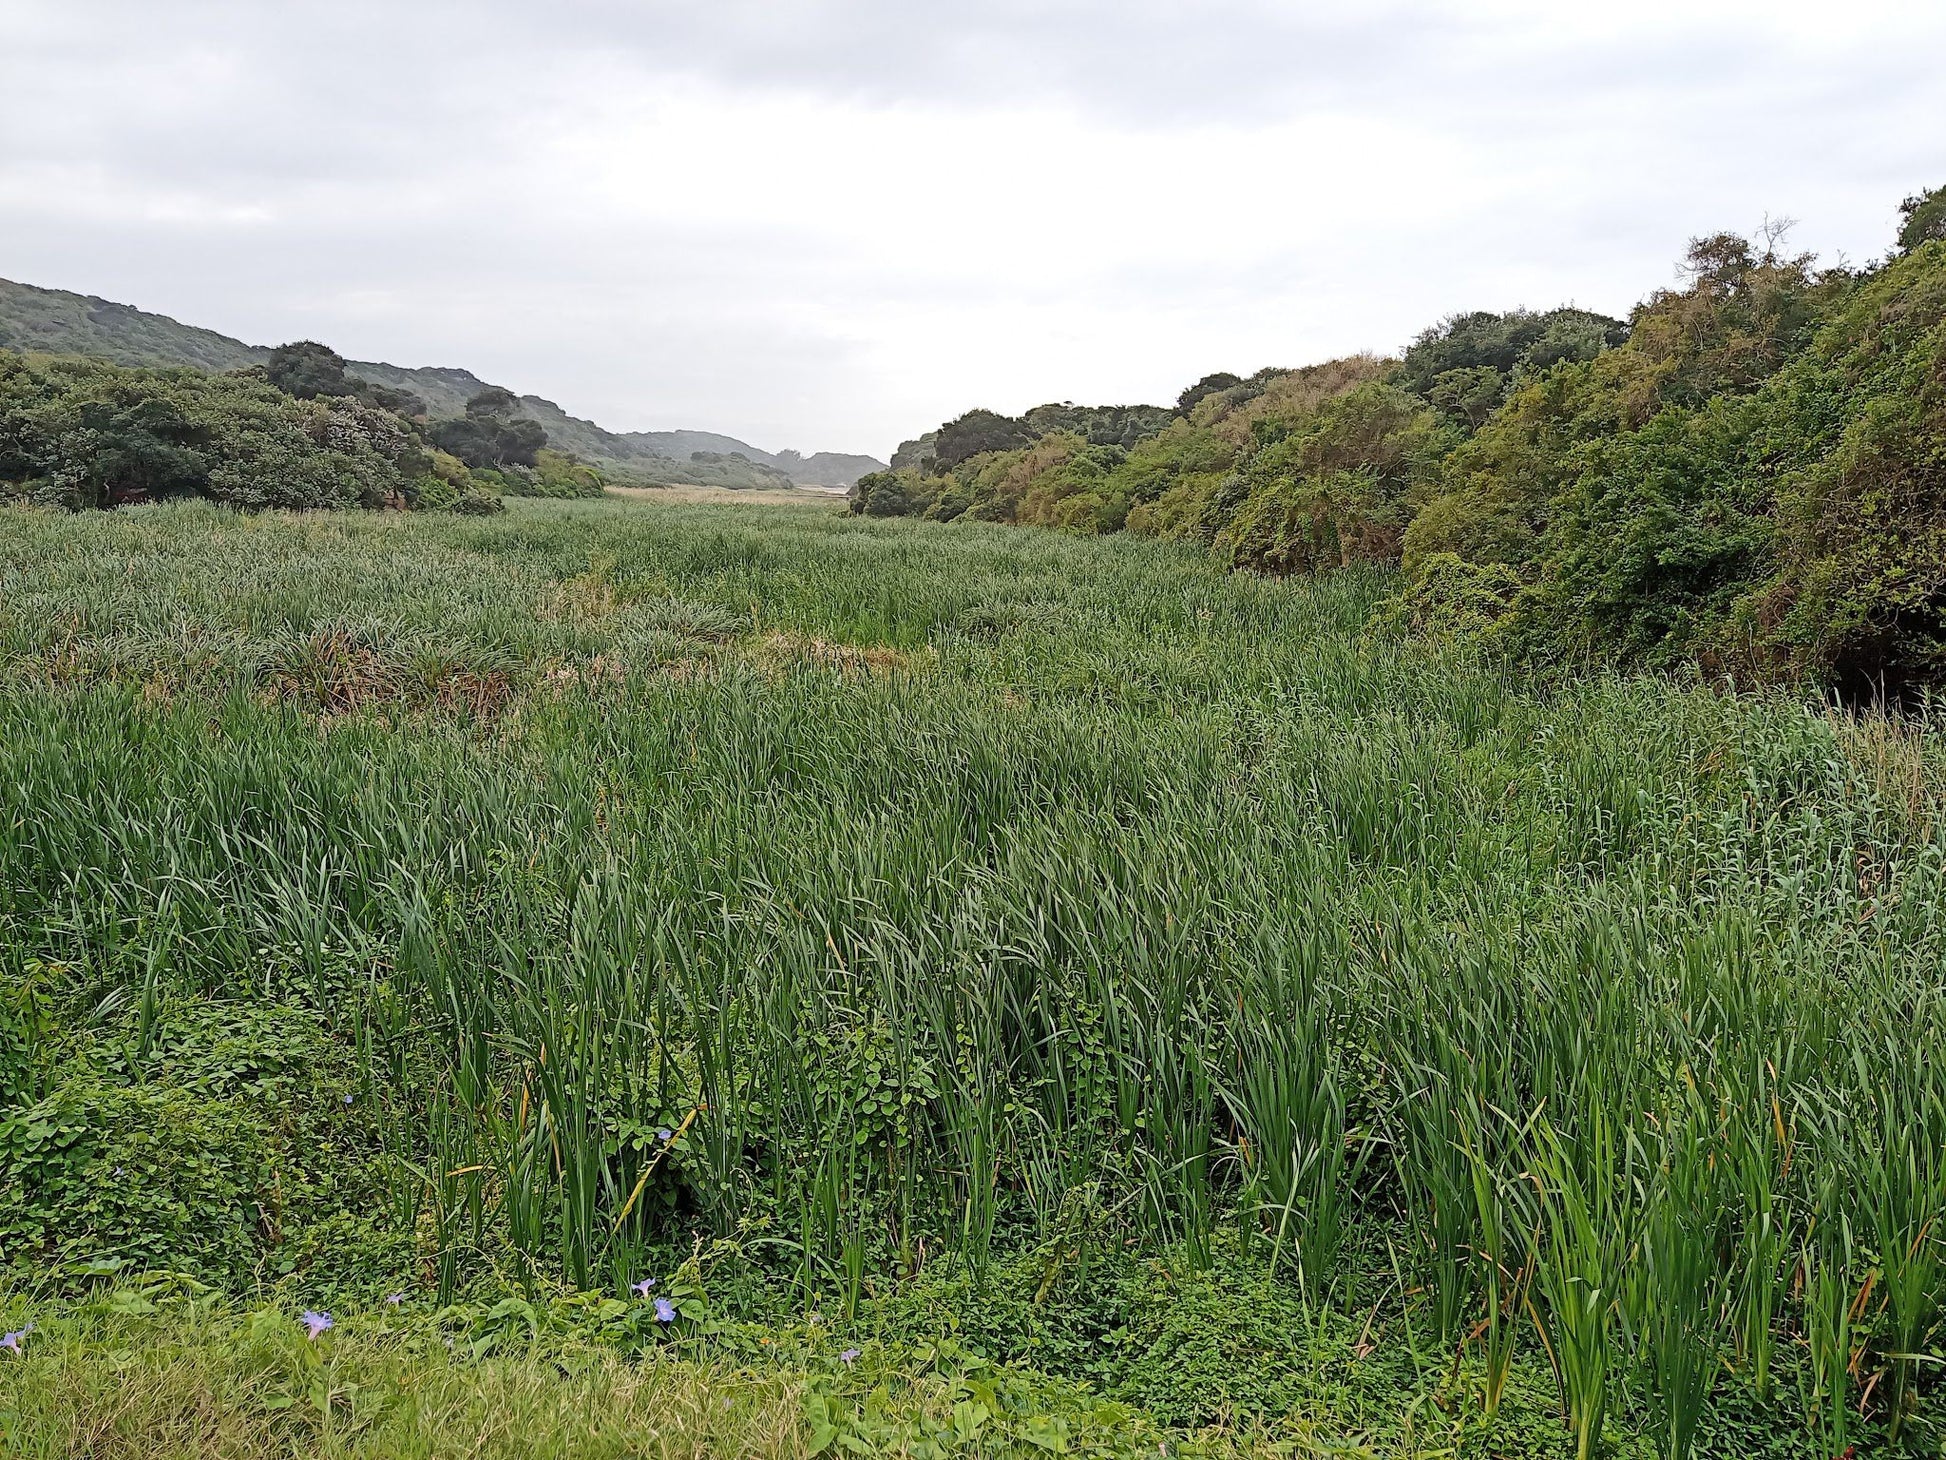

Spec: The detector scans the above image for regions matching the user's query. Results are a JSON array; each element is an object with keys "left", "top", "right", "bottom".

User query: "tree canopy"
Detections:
[
  {"left": 428, "top": 388, "right": 550, "bottom": 470},
  {"left": 264, "top": 340, "right": 428, "bottom": 417}
]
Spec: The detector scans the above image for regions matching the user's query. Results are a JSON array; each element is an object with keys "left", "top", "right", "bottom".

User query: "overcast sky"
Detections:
[{"left": 2, "top": 2, "right": 1941, "bottom": 457}]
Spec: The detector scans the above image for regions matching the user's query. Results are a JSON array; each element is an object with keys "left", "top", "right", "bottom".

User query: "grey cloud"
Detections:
[{"left": 1, "top": 1, "right": 1943, "bottom": 452}]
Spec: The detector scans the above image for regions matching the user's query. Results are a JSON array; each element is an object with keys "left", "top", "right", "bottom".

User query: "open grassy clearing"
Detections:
[{"left": 3, "top": 495, "right": 1944, "bottom": 1457}]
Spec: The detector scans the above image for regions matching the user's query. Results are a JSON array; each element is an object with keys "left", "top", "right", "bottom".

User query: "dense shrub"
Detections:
[
  {"left": 0, "top": 352, "right": 412, "bottom": 510},
  {"left": 1400, "top": 307, "right": 1626, "bottom": 429},
  {"left": 485, "top": 448, "right": 607, "bottom": 501},
  {"left": 428, "top": 387, "right": 549, "bottom": 470},
  {"left": 874, "top": 187, "right": 1946, "bottom": 692},
  {"left": 0, "top": 347, "right": 621, "bottom": 516},
  {"left": 1415, "top": 235, "right": 1946, "bottom": 689}
]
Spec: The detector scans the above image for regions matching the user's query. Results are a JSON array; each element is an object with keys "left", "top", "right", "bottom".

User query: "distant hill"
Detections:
[{"left": 0, "top": 278, "right": 884, "bottom": 488}]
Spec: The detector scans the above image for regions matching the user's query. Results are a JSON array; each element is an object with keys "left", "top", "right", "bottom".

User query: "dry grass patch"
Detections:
[
  {"left": 1831, "top": 704, "right": 1946, "bottom": 836},
  {"left": 750, "top": 631, "right": 925, "bottom": 677},
  {"left": 0, "top": 1327, "right": 810, "bottom": 1460}
]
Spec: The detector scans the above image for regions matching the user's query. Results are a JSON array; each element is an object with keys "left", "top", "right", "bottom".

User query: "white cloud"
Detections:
[{"left": 1, "top": 0, "right": 1941, "bottom": 455}]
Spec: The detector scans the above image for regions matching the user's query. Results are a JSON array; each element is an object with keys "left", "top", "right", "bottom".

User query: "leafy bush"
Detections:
[
  {"left": 1210, "top": 381, "right": 1451, "bottom": 573},
  {"left": 503, "top": 448, "right": 607, "bottom": 499},
  {"left": 0, "top": 353, "right": 410, "bottom": 510},
  {"left": 1415, "top": 232, "right": 1946, "bottom": 689},
  {"left": 428, "top": 388, "right": 549, "bottom": 470},
  {"left": 1400, "top": 306, "right": 1627, "bottom": 429},
  {"left": 0, "top": 351, "right": 421, "bottom": 511}
]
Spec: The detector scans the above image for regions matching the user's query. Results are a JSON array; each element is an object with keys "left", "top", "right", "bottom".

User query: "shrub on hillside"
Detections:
[{"left": 0, "top": 352, "right": 472, "bottom": 512}]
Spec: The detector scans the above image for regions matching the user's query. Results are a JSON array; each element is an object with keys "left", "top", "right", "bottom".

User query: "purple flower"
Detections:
[
  {"left": 385, "top": 1292, "right": 406, "bottom": 1306},
  {"left": 300, "top": 1310, "right": 333, "bottom": 1340},
  {"left": 112, "top": 1166, "right": 125, "bottom": 1178},
  {"left": 0, "top": 1324, "right": 32, "bottom": 1355},
  {"left": 342, "top": 1094, "right": 354, "bottom": 1106},
  {"left": 653, "top": 1297, "right": 676, "bottom": 1324},
  {"left": 631, "top": 1278, "right": 656, "bottom": 1297},
  {"left": 657, "top": 1128, "right": 673, "bottom": 1141},
  {"left": 840, "top": 1347, "right": 860, "bottom": 1367}
]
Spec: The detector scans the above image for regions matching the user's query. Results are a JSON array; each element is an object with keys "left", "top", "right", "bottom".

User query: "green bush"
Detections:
[
  {"left": 0, "top": 352, "right": 410, "bottom": 510},
  {"left": 871, "top": 188, "right": 1946, "bottom": 693},
  {"left": 0, "top": 350, "right": 512, "bottom": 515}
]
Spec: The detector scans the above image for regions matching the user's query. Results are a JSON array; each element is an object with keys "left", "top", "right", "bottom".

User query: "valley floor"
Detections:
[{"left": 2, "top": 496, "right": 1942, "bottom": 1458}]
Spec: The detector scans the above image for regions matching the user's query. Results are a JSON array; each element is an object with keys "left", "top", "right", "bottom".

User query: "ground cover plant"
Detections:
[{"left": 2, "top": 494, "right": 1944, "bottom": 1456}]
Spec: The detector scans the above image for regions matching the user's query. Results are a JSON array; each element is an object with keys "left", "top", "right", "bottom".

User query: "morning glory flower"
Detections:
[
  {"left": 300, "top": 1310, "right": 333, "bottom": 1340},
  {"left": 385, "top": 1292, "right": 406, "bottom": 1306},
  {"left": 343, "top": 1094, "right": 354, "bottom": 1105},
  {"left": 653, "top": 1297, "right": 676, "bottom": 1324},
  {"left": 631, "top": 1278, "right": 656, "bottom": 1297},
  {"left": 657, "top": 1128, "right": 672, "bottom": 1141},
  {"left": 0, "top": 1324, "right": 32, "bottom": 1355},
  {"left": 840, "top": 1347, "right": 860, "bottom": 1367}
]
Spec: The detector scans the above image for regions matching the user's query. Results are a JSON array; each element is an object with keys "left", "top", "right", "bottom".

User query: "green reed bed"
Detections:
[{"left": 2, "top": 496, "right": 1944, "bottom": 1456}]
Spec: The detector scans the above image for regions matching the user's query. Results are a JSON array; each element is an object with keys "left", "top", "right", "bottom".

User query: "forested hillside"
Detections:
[
  {"left": 0, "top": 277, "right": 883, "bottom": 488},
  {"left": 861, "top": 186, "right": 1946, "bottom": 696}
]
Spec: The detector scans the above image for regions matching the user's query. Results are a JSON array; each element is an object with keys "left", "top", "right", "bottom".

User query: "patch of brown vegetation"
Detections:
[
  {"left": 541, "top": 556, "right": 624, "bottom": 622},
  {"left": 750, "top": 631, "right": 922, "bottom": 677},
  {"left": 1832, "top": 707, "right": 1946, "bottom": 836},
  {"left": 262, "top": 630, "right": 516, "bottom": 718}
]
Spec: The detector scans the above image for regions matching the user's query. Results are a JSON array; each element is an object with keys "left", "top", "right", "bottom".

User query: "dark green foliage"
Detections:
[
  {"left": 1400, "top": 307, "right": 1627, "bottom": 428},
  {"left": 265, "top": 340, "right": 429, "bottom": 418},
  {"left": 1019, "top": 401, "right": 1174, "bottom": 449},
  {"left": 0, "top": 350, "right": 416, "bottom": 510},
  {"left": 64, "top": 394, "right": 210, "bottom": 507},
  {"left": 1744, "top": 240, "right": 1946, "bottom": 690},
  {"left": 265, "top": 340, "right": 357, "bottom": 401},
  {"left": 465, "top": 386, "right": 521, "bottom": 419},
  {"left": 932, "top": 408, "right": 1033, "bottom": 470},
  {"left": 870, "top": 399, "right": 1182, "bottom": 527},
  {"left": 1898, "top": 185, "right": 1946, "bottom": 255},
  {"left": 1516, "top": 392, "right": 1777, "bottom": 667},
  {"left": 0, "top": 348, "right": 510, "bottom": 515},
  {"left": 430, "top": 405, "right": 549, "bottom": 470},
  {"left": 849, "top": 468, "right": 915, "bottom": 516},
  {"left": 1175, "top": 371, "right": 1242, "bottom": 415},
  {"left": 889, "top": 430, "right": 938, "bottom": 472}
]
